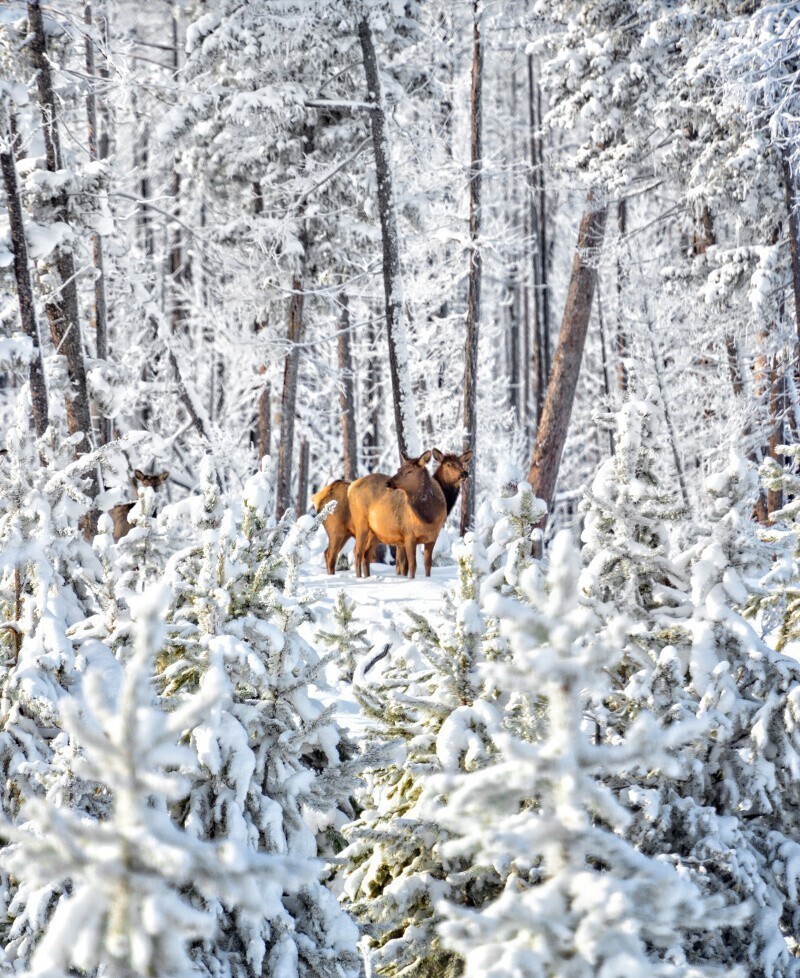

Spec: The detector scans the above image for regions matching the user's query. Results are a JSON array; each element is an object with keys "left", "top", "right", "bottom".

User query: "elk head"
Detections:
[
  {"left": 387, "top": 450, "right": 432, "bottom": 493},
  {"left": 432, "top": 448, "right": 472, "bottom": 487}
]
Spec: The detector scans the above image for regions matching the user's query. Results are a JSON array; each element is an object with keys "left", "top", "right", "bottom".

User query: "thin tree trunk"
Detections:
[
  {"left": 461, "top": 0, "right": 483, "bottom": 536},
  {"left": 257, "top": 379, "right": 271, "bottom": 461},
  {"left": 527, "top": 54, "right": 544, "bottom": 428},
  {"left": 0, "top": 107, "right": 49, "bottom": 437},
  {"left": 85, "top": 0, "right": 110, "bottom": 445},
  {"left": 27, "top": 0, "right": 98, "bottom": 529},
  {"left": 536, "top": 75, "right": 550, "bottom": 381},
  {"left": 337, "top": 294, "right": 358, "bottom": 481},
  {"left": 527, "top": 197, "right": 608, "bottom": 528},
  {"left": 363, "top": 313, "right": 382, "bottom": 469},
  {"left": 358, "top": 15, "right": 419, "bottom": 460},
  {"left": 615, "top": 199, "right": 629, "bottom": 393},
  {"left": 168, "top": 10, "right": 185, "bottom": 333},
  {"left": 296, "top": 438, "right": 310, "bottom": 519},
  {"left": 782, "top": 147, "right": 800, "bottom": 345},
  {"left": 596, "top": 288, "right": 614, "bottom": 457},
  {"left": 275, "top": 276, "right": 304, "bottom": 518}
]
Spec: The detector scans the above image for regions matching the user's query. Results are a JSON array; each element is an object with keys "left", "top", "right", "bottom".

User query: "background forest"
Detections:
[{"left": 4, "top": 1, "right": 800, "bottom": 977}]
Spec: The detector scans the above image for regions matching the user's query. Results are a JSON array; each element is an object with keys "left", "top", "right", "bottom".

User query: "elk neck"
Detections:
[{"left": 433, "top": 467, "right": 461, "bottom": 515}]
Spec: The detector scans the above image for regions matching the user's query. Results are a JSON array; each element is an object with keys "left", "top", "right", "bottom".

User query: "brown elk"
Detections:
[
  {"left": 348, "top": 449, "right": 465, "bottom": 579},
  {"left": 312, "top": 479, "right": 381, "bottom": 574},
  {"left": 109, "top": 469, "right": 169, "bottom": 542},
  {"left": 394, "top": 448, "right": 472, "bottom": 575}
]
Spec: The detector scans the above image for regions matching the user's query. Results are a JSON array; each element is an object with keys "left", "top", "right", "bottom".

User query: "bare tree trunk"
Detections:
[
  {"left": 783, "top": 148, "right": 800, "bottom": 346},
  {"left": 596, "top": 288, "right": 614, "bottom": 457},
  {"left": 275, "top": 276, "right": 304, "bottom": 518},
  {"left": 363, "top": 313, "right": 382, "bottom": 470},
  {"left": 527, "top": 197, "right": 608, "bottom": 526},
  {"left": 296, "top": 438, "right": 310, "bottom": 519},
  {"left": 337, "top": 294, "right": 358, "bottom": 481},
  {"left": 358, "top": 15, "right": 419, "bottom": 460},
  {"left": 168, "top": 10, "right": 185, "bottom": 334},
  {"left": 0, "top": 107, "right": 49, "bottom": 437},
  {"left": 615, "top": 200, "right": 629, "bottom": 393},
  {"left": 85, "top": 0, "right": 110, "bottom": 445},
  {"left": 461, "top": 0, "right": 483, "bottom": 536},
  {"left": 27, "top": 1, "right": 98, "bottom": 528},
  {"left": 257, "top": 379, "right": 271, "bottom": 461}
]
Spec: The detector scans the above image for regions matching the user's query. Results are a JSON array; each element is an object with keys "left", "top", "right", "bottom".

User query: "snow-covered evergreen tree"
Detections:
[
  {"left": 159, "top": 459, "right": 361, "bottom": 978},
  {"left": 1, "top": 585, "right": 309, "bottom": 978},
  {"left": 433, "top": 531, "right": 742, "bottom": 978},
  {"left": 339, "top": 535, "right": 506, "bottom": 978},
  {"left": 316, "top": 591, "right": 370, "bottom": 683}
]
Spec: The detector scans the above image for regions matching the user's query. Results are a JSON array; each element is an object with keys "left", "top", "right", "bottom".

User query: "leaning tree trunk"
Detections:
[
  {"left": 0, "top": 106, "right": 49, "bottom": 437},
  {"left": 27, "top": 0, "right": 98, "bottom": 527},
  {"left": 358, "top": 15, "right": 420, "bottom": 461},
  {"left": 275, "top": 276, "right": 304, "bottom": 518},
  {"left": 84, "top": 0, "right": 110, "bottom": 445},
  {"left": 527, "top": 196, "right": 608, "bottom": 533},
  {"left": 460, "top": 0, "right": 483, "bottom": 535},
  {"left": 337, "top": 294, "right": 358, "bottom": 481}
]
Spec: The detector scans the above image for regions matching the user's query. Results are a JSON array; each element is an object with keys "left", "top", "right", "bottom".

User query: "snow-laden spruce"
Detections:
[
  {"left": 0, "top": 585, "right": 310, "bottom": 978},
  {"left": 158, "top": 460, "right": 361, "bottom": 978},
  {"left": 431, "top": 531, "right": 742, "bottom": 978},
  {"left": 339, "top": 534, "right": 506, "bottom": 978}
]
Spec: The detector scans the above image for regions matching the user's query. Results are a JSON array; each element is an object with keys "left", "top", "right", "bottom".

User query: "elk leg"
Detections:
[
  {"left": 354, "top": 529, "right": 369, "bottom": 578},
  {"left": 405, "top": 539, "right": 417, "bottom": 579},
  {"left": 395, "top": 547, "right": 407, "bottom": 576},
  {"left": 423, "top": 541, "right": 434, "bottom": 577},
  {"left": 363, "top": 530, "right": 376, "bottom": 577}
]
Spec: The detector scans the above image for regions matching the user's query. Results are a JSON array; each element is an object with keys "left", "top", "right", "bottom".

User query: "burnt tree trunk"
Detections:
[
  {"left": 85, "top": 0, "right": 110, "bottom": 445},
  {"left": 460, "top": 0, "right": 483, "bottom": 536},
  {"left": 337, "top": 294, "right": 358, "bottom": 481},
  {"left": 0, "top": 107, "right": 49, "bottom": 437},
  {"left": 275, "top": 276, "right": 304, "bottom": 518},
  {"left": 359, "top": 15, "right": 419, "bottom": 460},
  {"left": 28, "top": 1, "right": 98, "bottom": 526},
  {"left": 296, "top": 437, "right": 310, "bottom": 519},
  {"left": 527, "top": 197, "right": 608, "bottom": 527}
]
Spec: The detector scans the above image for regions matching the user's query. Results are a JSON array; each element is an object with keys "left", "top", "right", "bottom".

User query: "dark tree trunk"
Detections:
[
  {"left": 168, "top": 10, "right": 185, "bottom": 333},
  {"left": 257, "top": 379, "right": 271, "bottom": 461},
  {"left": 27, "top": 0, "right": 98, "bottom": 528},
  {"left": 527, "top": 197, "right": 608, "bottom": 528},
  {"left": 363, "top": 313, "right": 382, "bottom": 470},
  {"left": 783, "top": 148, "right": 800, "bottom": 346},
  {"left": 460, "top": 0, "right": 483, "bottom": 536},
  {"left": 296, "top": 437, "right": 310, "bottom": 519},
  {"left": 275, "top": 276, "right": 304, "bottom": 518},
  {"left": 358, "top": 15, "right": 419, "bottom": 460},
  {"left": 337, "top": 294, "right": 358, "bottom": 481},
  {"left": 85, "top": 0, "right": 110, "bottom": 445},
  {"left": 615, "top": 199, "right": 629, "bottom": 393},
  {"left": 0, "top": 110, "right": 49, "bottom": 437}
]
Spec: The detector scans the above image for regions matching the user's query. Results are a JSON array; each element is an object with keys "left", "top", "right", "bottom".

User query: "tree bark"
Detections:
[
  {"left": 615, "top": 200, "right": 629, "bottom": 393},
  {"left": 460, "top": 0, "right": 483, "bottom": 536},
  {"left": 783, "top": 147, "right": 800, "bottom": 346},
  {"left": 363, "top": 313, "right": 382, "bottom": 470},
  {"left": 275, "top": 276, "right": 304, "bottom": 518},
  {"left": 257, "top": 379, "right": 271, "bottom": 461},
  {"left": 168, "top": 10, "right": 185, "bottom": 333},
  {"left": 296, "top": 437, "right": 310, "bottom": 519},
  {"left": 0, "top": 107, "right": 49, "bottom": 438},
  {"left": 358, "top": 15, "right": 419, "bottom": 460},
  {"left": 84, "top": 0, "right": 110, "bottom": 445},
  {"left": 527, "top": 197, "right": 608, "bottom": 522},
  {"left": 27, "top": 1, "right": 98, "bottom": 526},
  {"left": 337, "top": 294, "right": 358, "bottom": 481}
]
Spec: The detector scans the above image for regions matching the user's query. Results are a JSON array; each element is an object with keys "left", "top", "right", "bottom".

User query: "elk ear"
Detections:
[
  {"left": 460, "top": 450, "right": 473, "bottom": 465},
  {"left": 156, "top": 470, "right": 170, "bottom": 485},
  {"left": 419, "top": 450, "right": 432, "bottom": 466},
  {"left": 133, "top": 469, "right": 146, "bottom": 481},
  {"left": 432, "top": 448, "right": 444, "bottom": 462},
  {"left": 400, "top": 453, "right": 411, "bottom": 465}
]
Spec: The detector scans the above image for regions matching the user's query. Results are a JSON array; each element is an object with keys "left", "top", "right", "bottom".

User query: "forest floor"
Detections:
[{"left": 300, "top": 543, "right": 456, "bottom": 731}]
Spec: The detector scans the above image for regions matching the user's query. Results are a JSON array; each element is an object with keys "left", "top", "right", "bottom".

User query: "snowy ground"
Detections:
[{"left": 299, "top": 544, "right": 456, "bottom": 731}]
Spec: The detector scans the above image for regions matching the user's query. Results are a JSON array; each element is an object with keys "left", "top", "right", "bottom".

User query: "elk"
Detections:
[
  {"left": 109, "top": 468, "right": 169, "bottom": 542},
  {"left": 312, "top": 479, "right": 379, "bottom": 575},
  {"left": 394, "top": 448, "right": 472, "bottom": 575},
  {"left": 348, "top": 449, "right": 451, "bottom": 579}
]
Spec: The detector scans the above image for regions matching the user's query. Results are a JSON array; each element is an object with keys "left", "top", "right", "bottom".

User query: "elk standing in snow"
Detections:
[{"left": 109, "top": 468, "right": 169, "bottom": 542}]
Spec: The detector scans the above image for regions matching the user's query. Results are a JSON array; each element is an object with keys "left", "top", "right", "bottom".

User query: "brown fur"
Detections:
[
  {"left": 110, "top": 469, "right": 169, "bottom": 542},
  {"left": 312, "top": 479, "right": 378, "bottom": 575},
  {"left": 394, "top": 449, "right": 473, "bottom": 575},
  {"left": 348, "top": 451, "right": 447, "bottom": 579}
]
